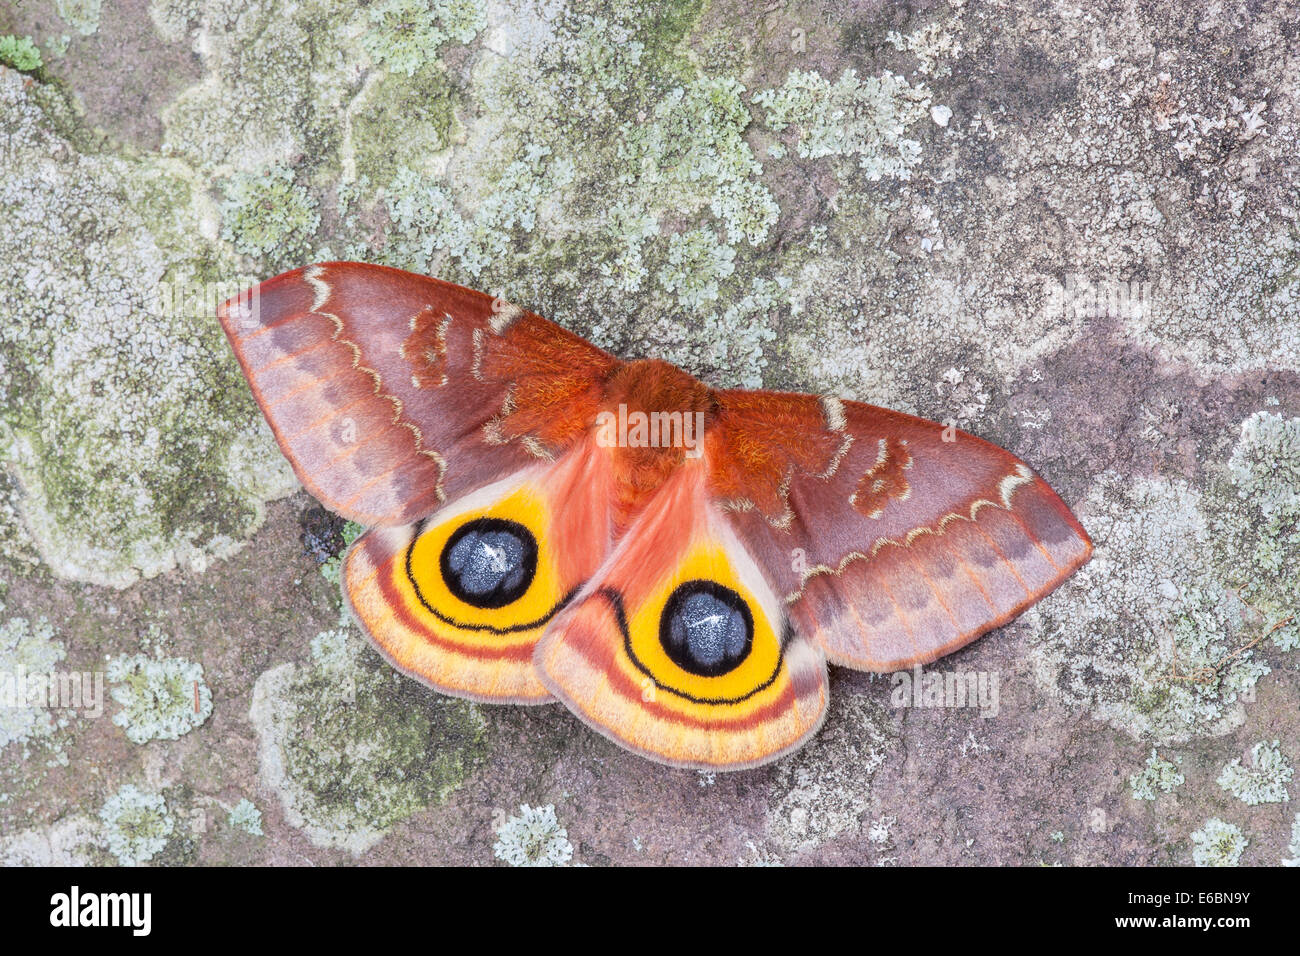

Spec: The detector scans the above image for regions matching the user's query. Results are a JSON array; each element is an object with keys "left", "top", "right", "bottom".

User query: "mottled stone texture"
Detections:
[{"left": 0, "top": 0, "right": 1296, "bottom": 866}]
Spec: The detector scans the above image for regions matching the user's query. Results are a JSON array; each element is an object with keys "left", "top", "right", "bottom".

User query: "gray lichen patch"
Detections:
[
  {"left": 753, "top": 67, "right": 932, "bottom": 181},
  {"left": 764, "top": 693, "right": 896, "bottom": 857},
  {"left": 1217, "top": 740, "right": 1293, "bottom": 806},
  {"left": 1190, "top": 816, "right": 1248, "bottom": 867},
  {"left": 361, "top": 0, "right": 486, "bottom": 78},
  {"left": 1027, "top": 472, "right": 1267, "bottom": 743},
  {"left": 99, "top": 783, "right": 174, "bottom": 866},
  {"left": 249, "top": 628, "right": 488, "bottom": 855},
  {"left": 347, "top": 67, "right": 461, "bottom": 186},
  {"left": 55, "top": 0, "right": 102, "bottom": 37},
  {"left": 107, "top": 653, "right": 213, "bottom": 744},
  {"left": 1128, "top": 749, "right": 1184, "bottom": 801},
  {"left": 1026, "top": 400, "right": 1297, "bottom": 751},
  {"left": 0, "top": 814, "right": 99, "bottom": 866},
  {"left": 1222, "top": 411, "right": 1300, "bottom": 618},
  {"left": 154, "top": 1, "right": 362, "bottom": 178},
  {"left": 219, "top": 163, "right": 322, "bottom": 273},
  {"left": 492, "top": 802, "right": 574, "bottom": 867},
  {"left": 226, "top": 797, "right": 263, "bottom": 836},
  {"left": 0, "top": 70, "right": 297, "bottom": 587},
  {"left": 1284, "top": 814, "right": 1300, "bottom": 866},
  {"left": 0, "top": 605, "right": 68, "bottom": 759}
]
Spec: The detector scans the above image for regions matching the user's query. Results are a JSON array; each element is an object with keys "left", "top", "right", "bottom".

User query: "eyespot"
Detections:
[
  {"left": 439, "top": 517, "right": 538, "bottom": 609},
  {"left": 659, "top": 580, "right": 753, "bottom": 677}
]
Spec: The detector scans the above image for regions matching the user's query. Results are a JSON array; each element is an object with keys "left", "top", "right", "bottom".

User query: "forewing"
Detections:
[
  {"left": 705, "top": 391, "right": 1092, "bottom": 671},
  {"left": 218, "top": 261, "right": 620, "bottom": 526}
]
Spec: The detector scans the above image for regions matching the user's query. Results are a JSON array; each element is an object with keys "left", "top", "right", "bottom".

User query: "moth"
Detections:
[{"left": 219, "top": 262, "right": 1091, "bottom": 770}]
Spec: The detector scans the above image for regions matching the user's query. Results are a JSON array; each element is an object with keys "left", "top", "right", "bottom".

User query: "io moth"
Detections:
[{"left": 218, "top": 263, "right": 1091, "bottom": 770}]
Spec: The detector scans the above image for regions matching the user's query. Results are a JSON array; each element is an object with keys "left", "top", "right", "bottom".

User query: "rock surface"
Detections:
[{"left": 0, "top": 0, "right": 1296, "bottom": 865}]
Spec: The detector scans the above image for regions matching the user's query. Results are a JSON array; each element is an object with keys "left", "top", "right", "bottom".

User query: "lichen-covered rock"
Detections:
[
  {"left": 0, "top": 606, "right": 66, "bottom": 758},
  {"left": 1190, "top": 817, "right": 1248, "bottom": 868},
  {"left": 0, "top": 815, "right": 99, "bottom": 866},
  {"left": 0, "top": 70, "right": 296, "bottom": 587},
  {"left": 99, "top": 784, "right": 175, "bottom": 866},
  {"left": 1027, "top": 473, "right": 1267, "bottom": 743},
  {"left": 0, "top": 0, "right": 1297, "bottom": 867},
  {"left": 107, "top": 654, "right": 213, "bottom": 744},
  {"left": 249, "top": 628, "right": 488, "bottom": 854},
  {"left": 1218, "top": 741, "right": 1293, "bottom": 806},
  {"left": 55, "top": 0, "right": 102, "bottom": 37},
  {"left": 492, "top": 803, "right": 575, "bottom": 867},
  {"left": 765, "top": 693, "right": 896, "bottom": 857}
]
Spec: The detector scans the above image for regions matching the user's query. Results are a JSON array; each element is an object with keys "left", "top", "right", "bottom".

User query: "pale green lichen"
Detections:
[
  {"left": 220, "top": 163, "right": 321, "bottom": 269},
  {"left": 1217, "top": 740, "right": 1293, "bottom": 806},
  {"left": 661, "top": 277, "right": 782, "bottom": 389},
  {"left": 493, "top": 804, "right": 574, "bottom": 867},
  {"left": 0, "top": 35, "right": 42, "bottom": 72},
  {"left": 349, "top": 69, "right": 460, "bottom": 184},
  {"left": 1283, "top": 813, "right": 1300, "bottom": 867},
  {"left": 1129, "top": 749, "right": 1184, "bottom": 801},
  {"left": 617, "top": 76, "right": 779, "bottom": 246},
  {"left": 1190, "top": 817, "right": 1247, "bottom": 867},
  {"left": 381, "top": 144, "right": 576, "bottom": 279},
  {"left": 156, "top": 0, "right": 363, "bottom": 176},
  {"left": 0, "top": 71, "right": 296, "bottom": 587},
  {"left": 99, "top": 785, "right": 174, "bottom": 866},
  {"left": 657, "top": 228, "right": 736, "bottom": 309},
  {"left": 886, "top": 17, "right": 963, "bottom": 79},
  {"left": 55, "top": 0, "right": 103, "bottom": 37},
  {"left": 754, "top": 68, "right": 932, "bottom": 181},
  {"left": 1028, "top": 473, "right": 1267, "bottom": 743},
  {"left": 1274, "top": 620, "right": 1300, "bottom": 652},
  {"left": 0, "top": 815, "right": 98, "bottom": 866},
  {"left": 1229, "top": 412, "right": 1300, "bottom": 521},
  {"left": 107, "top": 654, "right": 213, "bottom": 744},
  {"left": 249, "top": 628, "right": 487, "bottom": 854},
  {"left": 227, "top": 798, "right": 263, "bottom": 836},
  {"left": 1224, "top": 412, "right": 1300, "bottom": 627},
  {"left": 766, "top": 693, "right": 896, "bottom": 854},
  {"left": 0, "top": 607, "right": 66, "bottom": 758},
  {"left": 362, "top": 0, "right": 486, "bottom": 77}
]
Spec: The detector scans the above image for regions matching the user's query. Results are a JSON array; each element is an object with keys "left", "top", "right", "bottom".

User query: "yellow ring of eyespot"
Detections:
[
  {"left": 624, "top": 540, "right": 783, "bottom": 704},
  {"left": 405, "top": 487, "right": 565, "bottom": 636}
]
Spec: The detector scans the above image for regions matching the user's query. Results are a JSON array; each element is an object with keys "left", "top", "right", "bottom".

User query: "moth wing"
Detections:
[
  {"left": 218, "top": 261, "right": 620, "bottom": 526},
  {"left": 535, "top": 467, "right": 828, "bottom": 769},
  {"left": 344, "top": 440, "right": 615, "bottom": 703},
  {"left": 705, "top": 391, "right": 1092, "bottom": 671}
]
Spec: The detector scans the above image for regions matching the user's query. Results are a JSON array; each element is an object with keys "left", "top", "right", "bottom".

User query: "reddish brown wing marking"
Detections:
[
  {"left": 706, "top": 391, "right": 1093, "bottom": 671},
  {"left": 217, "top": 262, "right": 619, "bottom": 526}
]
